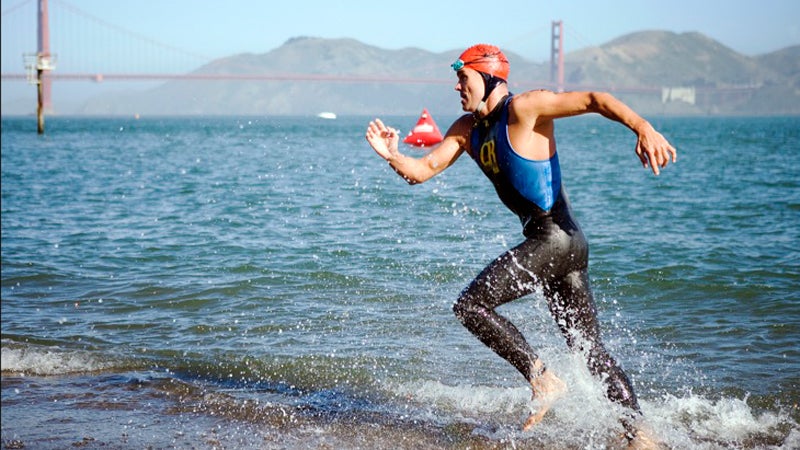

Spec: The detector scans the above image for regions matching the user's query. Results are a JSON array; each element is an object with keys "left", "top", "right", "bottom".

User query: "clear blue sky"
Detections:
[{"left": 3, "top": 0, "right": 798, "bottom": 63}]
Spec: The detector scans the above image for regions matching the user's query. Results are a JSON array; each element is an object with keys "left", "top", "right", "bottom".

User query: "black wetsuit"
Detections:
[{"left": 452, "top": 95, "right": 641, "bottom": 415}]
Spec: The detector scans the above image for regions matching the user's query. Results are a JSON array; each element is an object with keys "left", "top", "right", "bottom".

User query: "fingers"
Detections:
[
  {"left": 655, "top": 139, "right": 678, "bottom": 171},
  {"left": 366, "top": 119, "right": 384, "bottom": 139},
  {"left": 650, "top": 154, "right": 660, "bottom": 176},
  {"left": 366, "top": 119, "right": 397, "bottom": 140},
  {"left": 366, "top": 121, "right": 387, "bottom": 148},
  {"left": 667, "top": 142, "right": 678, "bottom": 163},
  {"left": 367, "top": 121, "right": 380, "bottom": 140},
  {"left": 637, "top": 145, "right": 663, "bottom": 176},
  {"left": 366, "top": 119, "right": 401, "bottom": 162},
  {"left": 635, "top": 142, "right": 649, "bottom": 168},
  {"left": 637, "top": 132, "right": 677, "bottom": 176},
  {"left": 366, "top": 118, "right": 384, "bottom": 134}
]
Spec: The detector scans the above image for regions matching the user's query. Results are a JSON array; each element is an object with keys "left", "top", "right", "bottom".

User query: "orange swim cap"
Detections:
[{"left": 452, "top": 44, "right": 509, "bottom": 81}]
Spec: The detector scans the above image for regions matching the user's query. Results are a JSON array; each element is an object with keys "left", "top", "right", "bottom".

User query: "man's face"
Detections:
[{"left": 454, "top": 68, "right": 484, "bottom": 112}]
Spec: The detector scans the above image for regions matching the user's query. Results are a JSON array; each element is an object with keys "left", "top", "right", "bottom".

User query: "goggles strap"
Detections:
[
  {"left": 475, "top": 72, "right": 504, "bottom": 115},
  {"left": 474, "top": 100, "right": 487, "bottom": 115}
]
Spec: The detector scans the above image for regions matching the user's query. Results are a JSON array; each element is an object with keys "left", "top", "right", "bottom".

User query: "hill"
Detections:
[
  {"left": 75, "top": 32, "right": 800, "bottom": 116},
  {"left": 562, "top": 31, "right": 798, "bottom": 115}
]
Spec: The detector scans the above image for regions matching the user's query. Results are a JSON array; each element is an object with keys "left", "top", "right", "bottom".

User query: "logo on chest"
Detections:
[{"left": 479, "top": 139, "right": 500, "bottom": 175}]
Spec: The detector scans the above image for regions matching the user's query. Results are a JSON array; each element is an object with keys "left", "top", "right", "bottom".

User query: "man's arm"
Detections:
[
  {"left": 365, "top": 116, "right": 471, "bottom": 184},
  {"left": 514, "top": 90, "right": 677, "bottom": 175}
]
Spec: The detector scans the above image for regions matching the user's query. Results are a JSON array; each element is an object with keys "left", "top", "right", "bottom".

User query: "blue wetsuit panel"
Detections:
[
  {"left": 502, "top": 135, "right": 562, "bottom": 212},
  {"left": 469, "top": 96, "right": 562, "bottom": 215}
]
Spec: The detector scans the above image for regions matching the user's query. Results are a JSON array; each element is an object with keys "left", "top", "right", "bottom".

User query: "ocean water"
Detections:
[{"left": 1, "top": 114, "right": 798, "bottom": 449}]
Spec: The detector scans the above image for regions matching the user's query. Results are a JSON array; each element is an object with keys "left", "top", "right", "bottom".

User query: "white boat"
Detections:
[{"left": 317, "top": 112, "right": 337, "bottom": 119}]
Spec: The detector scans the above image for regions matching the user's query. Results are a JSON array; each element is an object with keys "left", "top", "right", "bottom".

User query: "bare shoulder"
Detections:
[
  {"left": 515, "top": 89, "right": 556, "bottom": 102},
  {"left": 507, "top": 90, "right": 555, "bottom": 126},
  {"left": 442, "top": 113, "right": 475, "bottom": 147},
  {"left": 448, "top": 113, "right": 475, "bottom": 133},
  {"left": 513, "top": 89, "right": 598, "bottom": 121},
  {"left": 510, "top": 89, "right": 556, "bottom": 113}
]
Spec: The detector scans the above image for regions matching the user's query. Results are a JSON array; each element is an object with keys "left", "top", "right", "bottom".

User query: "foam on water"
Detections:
[
  {"left": 387, "top": 352, "right": 798, "bottom": 449},
  {"left": 1, "top": 343, "right": 123, "bottom": 375},
  {"left": 2, "top": 341, "right": 798, "bottom": 449}
]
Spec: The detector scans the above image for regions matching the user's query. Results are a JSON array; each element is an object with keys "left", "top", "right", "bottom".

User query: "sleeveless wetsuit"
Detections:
[{"left": 452, "top": 95, "right": 641, "bottom": 415}]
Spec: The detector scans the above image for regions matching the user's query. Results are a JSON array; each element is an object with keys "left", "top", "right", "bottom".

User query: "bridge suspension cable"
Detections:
[{"left": 2, "top": 0, "right": 212, "bottom": 76}]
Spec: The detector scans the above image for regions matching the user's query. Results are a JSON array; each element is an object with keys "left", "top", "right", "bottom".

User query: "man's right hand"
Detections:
[{"left": 366, "top": 119, "right": 400, "bottom": 162}]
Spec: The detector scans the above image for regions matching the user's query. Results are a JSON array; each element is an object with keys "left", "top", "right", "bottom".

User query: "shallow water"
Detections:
[{"left": 2, "top": 114, "right": 798, "bottom": 449}]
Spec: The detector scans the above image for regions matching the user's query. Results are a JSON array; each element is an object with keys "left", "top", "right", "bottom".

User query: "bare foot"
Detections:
[{"left": 522, "top": 362, "right": 567, "bottom": 431}]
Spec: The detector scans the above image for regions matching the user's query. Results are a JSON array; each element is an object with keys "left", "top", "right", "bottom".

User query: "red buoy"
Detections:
[{"left": 403, "top": 108, "right": 443, "bottom": 147}]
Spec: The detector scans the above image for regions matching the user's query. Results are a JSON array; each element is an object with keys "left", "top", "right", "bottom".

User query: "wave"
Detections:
[
  {"left": 1, "top": 340, "right": 139, "bottom": 375},
  {"left": 2, "top": 340, "right": 797, "bottom": 449}
]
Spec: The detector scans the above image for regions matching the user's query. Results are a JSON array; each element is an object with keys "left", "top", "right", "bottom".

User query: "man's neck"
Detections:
[{"left": 475, "top": 88, "right": 510, "bottom": 118}]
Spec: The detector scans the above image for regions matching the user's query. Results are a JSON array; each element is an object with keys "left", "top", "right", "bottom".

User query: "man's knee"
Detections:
[
  {"left": 452, "top": 290, "right": 480, "bottom": 323},
  {"left": 452, "top": 297, "right": 469, "bottom": 323}
]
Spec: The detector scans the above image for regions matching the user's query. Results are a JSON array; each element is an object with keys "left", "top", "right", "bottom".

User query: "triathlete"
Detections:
[{"left": 365, "top": 44, "right": 676, "bottom": 448}]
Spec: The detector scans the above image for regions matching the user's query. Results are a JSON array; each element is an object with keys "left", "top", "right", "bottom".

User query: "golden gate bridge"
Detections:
[
  {"left": 1, "top": 0, "right": 573, "bottom": 120},
  {"left": 2, "top": 0, "right": 757, "bottom": 134}
]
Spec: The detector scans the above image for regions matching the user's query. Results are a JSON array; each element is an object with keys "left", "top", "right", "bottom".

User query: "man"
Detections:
[{"left": 365, "top": 44, "right": 675, "bottom": 447}]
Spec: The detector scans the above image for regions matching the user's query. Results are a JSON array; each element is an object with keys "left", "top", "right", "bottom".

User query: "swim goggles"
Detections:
[
  {"left": 451, "top": 57, "right": 492, "bottom": 71},
  {"left": 451, "top": 59, "right": 465, "bottom": 71}
]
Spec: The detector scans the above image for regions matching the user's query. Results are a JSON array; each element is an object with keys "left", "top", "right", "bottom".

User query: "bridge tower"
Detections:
[
  {"left": 23, "top": 0, "right": 56, "bottom": 133},
  {"left": 38, "top": 0, "right": 53, "bottom": 113},
  {"left": 550, "top": 20, "right": 564, "bottom": 92}
]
